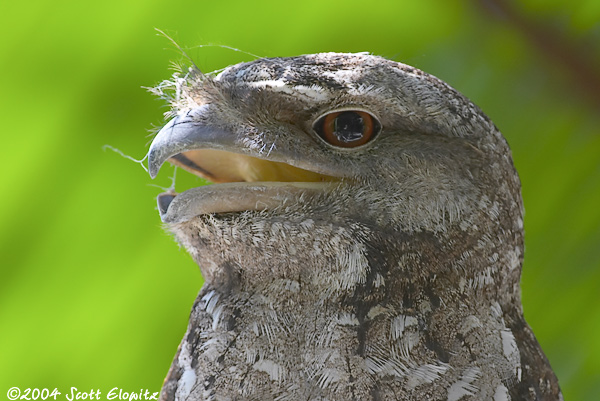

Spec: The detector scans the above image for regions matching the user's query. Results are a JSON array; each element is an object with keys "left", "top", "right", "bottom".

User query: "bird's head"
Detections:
[{"left": 147, "top": 53, "right": 524, "bottom": 302}]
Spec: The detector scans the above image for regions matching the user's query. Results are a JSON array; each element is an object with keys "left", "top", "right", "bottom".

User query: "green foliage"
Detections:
[{"left": 1, "top": 0, "right": 598, "bottom": 399}]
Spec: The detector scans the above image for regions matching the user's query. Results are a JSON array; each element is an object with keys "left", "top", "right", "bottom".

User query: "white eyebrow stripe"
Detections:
[{"left": 246, "top": 80, "right": 331, "bottom": 101}]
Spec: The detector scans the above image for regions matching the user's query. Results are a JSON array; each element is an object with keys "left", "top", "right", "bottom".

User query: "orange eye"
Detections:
[{"left": 313, "top": 110, "right": 380, "bottom": 148}]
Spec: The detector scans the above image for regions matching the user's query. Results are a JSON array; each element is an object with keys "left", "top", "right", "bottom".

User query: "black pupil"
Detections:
[{"left": 334, "top": 111, "right": 364, "bottom": 143}]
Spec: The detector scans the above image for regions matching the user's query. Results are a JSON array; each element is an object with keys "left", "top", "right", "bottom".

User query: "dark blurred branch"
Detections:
[{"left": 478, "top": 0, "right": 600, "bottom": 109}]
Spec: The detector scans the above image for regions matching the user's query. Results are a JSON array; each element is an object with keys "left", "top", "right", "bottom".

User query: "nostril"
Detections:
[{"left": 158, "top": 193, "right": 177, "bottom": 216}]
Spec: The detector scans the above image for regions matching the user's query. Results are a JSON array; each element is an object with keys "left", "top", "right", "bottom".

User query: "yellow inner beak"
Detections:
[{"left": 170, "top": 149, "right": 338, "bottom": 184}]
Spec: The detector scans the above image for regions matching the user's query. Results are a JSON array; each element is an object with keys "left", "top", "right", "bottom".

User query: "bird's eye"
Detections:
[{"left": 313, "top": 110, "right": 381, "bottom": 148}]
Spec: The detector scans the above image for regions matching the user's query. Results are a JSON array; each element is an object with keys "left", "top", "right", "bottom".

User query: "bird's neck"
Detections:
[
  {"left": 171, "top": 211, "right": 522, "bottom": 313},
  {"left": 168, "top": 214, "right": 527, "bottom": 399}
]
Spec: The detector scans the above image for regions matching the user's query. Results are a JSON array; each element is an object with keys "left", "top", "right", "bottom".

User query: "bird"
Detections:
[{"left": 146, "top": 52, "right": 562, "bottom": 401}]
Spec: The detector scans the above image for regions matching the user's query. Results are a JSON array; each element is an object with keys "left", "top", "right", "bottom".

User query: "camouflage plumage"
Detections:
[{"left": 147, "top": 53, "right": 561, "bottom": 400}]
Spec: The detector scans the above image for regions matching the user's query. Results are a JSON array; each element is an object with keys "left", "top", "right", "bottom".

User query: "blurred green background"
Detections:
[{"left": 1, "top": 0, "right": 598, "bottom": 399}]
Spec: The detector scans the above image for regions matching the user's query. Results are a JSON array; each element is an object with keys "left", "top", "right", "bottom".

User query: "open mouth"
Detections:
[{"left": 147, "top": 112, "right": 341, "bottom": 223}]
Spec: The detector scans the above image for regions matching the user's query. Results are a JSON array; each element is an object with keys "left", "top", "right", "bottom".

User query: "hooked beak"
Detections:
[{"left": 147, "top": 106, "right": 341, "bottom": 223}]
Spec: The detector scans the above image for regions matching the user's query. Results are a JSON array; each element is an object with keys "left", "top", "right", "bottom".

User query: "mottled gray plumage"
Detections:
[{"left": 147, "top": 53, "right": 561, "bottom": 400}]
